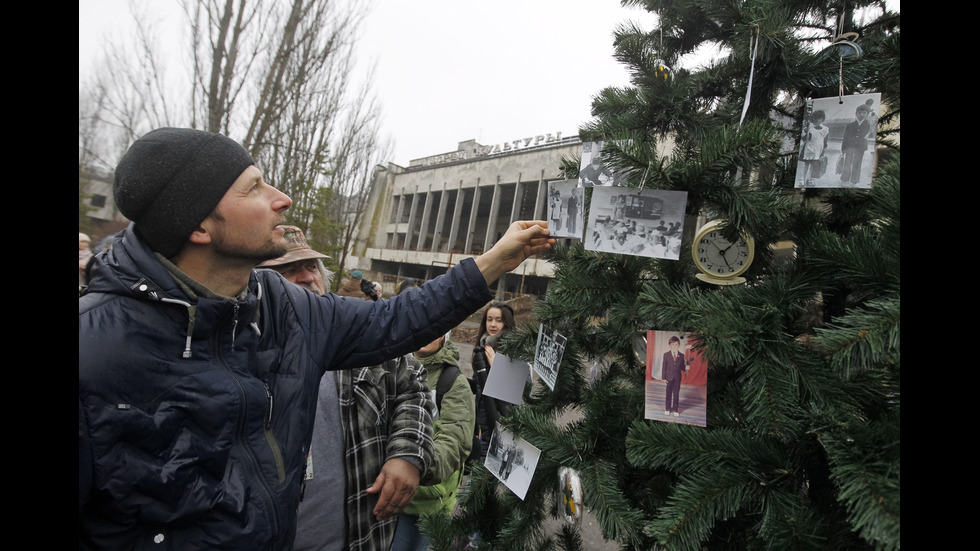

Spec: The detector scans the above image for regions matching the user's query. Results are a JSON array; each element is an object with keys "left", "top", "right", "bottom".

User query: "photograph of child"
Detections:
[
  {"left": 798, "top": 107, "right": 830, "bottom": 184},
  {"left": 794, "top": 93, "right": 880, "bottom": 189},
  {"left": 585, "top": 187, "right": 688, "bottom": 260},
  {"left": 644, "top": 330, "right": 707, "bottom": 427},
  {"left": 548, "top": 180, "right": 585, "bottom": 239}
]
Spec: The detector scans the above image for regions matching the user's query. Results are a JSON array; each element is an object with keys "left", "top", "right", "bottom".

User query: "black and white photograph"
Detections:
[
  {"left": 533, "top": 324, "right": 567, "bottom": 391},
  {"left": 578, "top": 141, "right": 628, "bottom": 187},
  {"left": 644, "top": 330, "right": 707, "bottom": 427},
  {"left": 548, "top": 180, "right": 585, "bottom": 239},
  {"left": 585, "top": 187, "right": 688, "bottom": 260},
  {"left": 794, "top": 92, "right": 880, "bottom": 189},
  {"left": 485, "top": 423, "right": 541, "bottom": 500},
  {"left": 483, "top": 352, "right": 532, "bottom": 406}
]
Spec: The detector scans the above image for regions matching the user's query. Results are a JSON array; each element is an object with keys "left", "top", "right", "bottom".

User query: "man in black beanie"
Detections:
[{"left": 79, "top": 127, "right": 555, "bottom": 549}]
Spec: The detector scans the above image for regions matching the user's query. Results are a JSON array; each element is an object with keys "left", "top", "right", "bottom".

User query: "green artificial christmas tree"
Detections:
[{"left": 429, "top": 1, "right": 899, "bottom": 550}]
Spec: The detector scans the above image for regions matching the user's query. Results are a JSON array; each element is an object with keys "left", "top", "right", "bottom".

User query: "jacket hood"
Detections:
[
  {"left": 82, "top": 223, "right": 263, "bottom": 359},
  {"left": 417, "top": 340, "right": 460, "bottom": 370},
  {"left": 339, "top": 278, "right": 359, "bottom": 291},
  {"left": 85, "top": 224, "right": 189, "bottom": 301}
]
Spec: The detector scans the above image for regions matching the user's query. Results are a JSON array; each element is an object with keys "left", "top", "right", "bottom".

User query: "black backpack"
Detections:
[{"left": 434, "top": 365, "right": 483, "bottom": 468}]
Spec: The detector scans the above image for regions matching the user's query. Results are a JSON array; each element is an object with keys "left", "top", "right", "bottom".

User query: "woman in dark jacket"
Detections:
[{"left": 470, "top": 301, "right": 516, "bottom": 459}]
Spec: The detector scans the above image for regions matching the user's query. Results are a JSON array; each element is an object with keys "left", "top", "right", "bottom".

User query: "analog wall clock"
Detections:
[{"left": 692, "top": 219, "right": 755, "bottom": 285}]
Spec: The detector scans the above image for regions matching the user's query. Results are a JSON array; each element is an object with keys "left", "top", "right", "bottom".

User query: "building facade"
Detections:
[
  {"left": 80, "top": 167, "right": 130, "bottom": 249},
  {"left": 348, "top": 133, "right": 582, "bottom": 297}
]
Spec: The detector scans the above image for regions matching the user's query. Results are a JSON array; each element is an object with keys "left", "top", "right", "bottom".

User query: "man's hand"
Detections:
[
  {"left": 475, "top": 220, "right": 556, "bottom": 284},
  {"left": 366, "top": 458, "right": 420, "bottom": 520}
]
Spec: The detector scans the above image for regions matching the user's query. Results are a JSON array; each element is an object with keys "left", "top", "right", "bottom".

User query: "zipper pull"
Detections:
[
  {"left": 231, "top": 303, "right": 240, "bottom": 348},
  {"left": 264, "top": 382, "right": 274, "bottom": 429}
]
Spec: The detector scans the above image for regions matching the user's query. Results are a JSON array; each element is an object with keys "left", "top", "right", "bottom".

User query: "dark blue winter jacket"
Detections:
[{"left": 78, "top": 226, "right": 491, "bottom": 549}]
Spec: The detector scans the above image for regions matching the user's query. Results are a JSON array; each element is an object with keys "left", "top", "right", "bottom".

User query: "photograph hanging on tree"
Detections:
[
  {"left": 585, "top": 187, "right": 688, "bottom": 259},
  {"left": 795, "top": 92, "right": 881, "bottom": 189},
  {"left": 533, "top": 324, "right": 566, "bottom": 391},
  {"left": 547, "top": 180, "right": 584, "bottom": 239},
  {"left": 482, "top": 352, "right": 532, "bottom": 406},
  {"left": 578, "top": 141, "right": 628, "bottom": 187},
  {"left": 484, "top": 423, "right": 541, "bottom": 500},
  {"left": 644, "top": 330, "right": 707, "bottom": 427}
]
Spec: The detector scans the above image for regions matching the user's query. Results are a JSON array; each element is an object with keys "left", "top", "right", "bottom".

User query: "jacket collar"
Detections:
[{"left": 87, "top": 224, "right": 263, "bottom": 358}]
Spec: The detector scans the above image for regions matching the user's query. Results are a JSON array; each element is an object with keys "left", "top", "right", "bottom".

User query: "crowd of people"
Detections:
[{"left": 79, "top": 126, "right": 555, "bottom": 550}]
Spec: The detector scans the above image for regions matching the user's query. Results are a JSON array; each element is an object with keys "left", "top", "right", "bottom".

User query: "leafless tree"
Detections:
[{"left": 79, "top": 0, "right": 390, "bottom": 269}]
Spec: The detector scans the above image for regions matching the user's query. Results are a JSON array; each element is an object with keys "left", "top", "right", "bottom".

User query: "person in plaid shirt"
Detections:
[
  {"left": 259, "top": 227, "right": 434, "bottom": 551},
  {"left": 391, "top": 333, "right": 476, "bottom": 551}
]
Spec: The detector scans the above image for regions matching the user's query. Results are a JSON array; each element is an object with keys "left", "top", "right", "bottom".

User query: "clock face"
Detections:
[{"left": 693, "top": 224, "right": 754, "bottom": 278}]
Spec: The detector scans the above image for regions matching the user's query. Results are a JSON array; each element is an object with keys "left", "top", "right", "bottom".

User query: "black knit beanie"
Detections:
[{"left": 113, "top": 127, "right": 255, "bottom": 258}]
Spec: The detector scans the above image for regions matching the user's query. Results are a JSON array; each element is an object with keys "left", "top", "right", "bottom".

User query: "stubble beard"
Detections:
[
  {"left": 208, "top": 208, "right": 289, "bottom": 266},
  {"left": 212, "top": 232, "right": 289, "bottom": 267}
]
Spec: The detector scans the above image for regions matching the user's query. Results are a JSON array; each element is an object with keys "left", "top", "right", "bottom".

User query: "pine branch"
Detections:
[
  {"left": 813, "top": 297, "right": 900, "bottom": 377},
  {"left": 554, "top": 524, "right": 586, "bottom": 551},
  {"left": 581, "top": 459, "right": 649, "bottom": 548},
  {"left": 755, "top": 487, "right": 844, "bottom": 550},
  {"left": 421, "top": 511, "right": 465, "bottom": 551},
  {"left": 866, "top": 157, "right": 901, "bottom": 256},
  {"left": 649, "top": 468, "right": 767, "bottom": 551},
  {"left": 458, "top": 3, "right": 900, "bottom": 551},
  {"left": 815, "top": 413, "right": 901, "bottom": 551},
  {"left": 626, "top": 421, "right": 786, "bottom": 472},
  {"left": 804, "top": 226, "right": 899, "bottom": 298}
]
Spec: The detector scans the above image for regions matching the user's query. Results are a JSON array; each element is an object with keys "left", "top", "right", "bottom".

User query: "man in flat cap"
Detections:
[{"left": 79, "top": 127, "right": 554, "bottom": 549}]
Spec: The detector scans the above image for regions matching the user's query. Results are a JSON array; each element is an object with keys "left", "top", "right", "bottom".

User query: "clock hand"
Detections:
[
  {"left": 715, "top": 242, "right": 732, "bottom": 266},
  {"left": 718, "top": 250, "right": 731, "bottom": 266}
]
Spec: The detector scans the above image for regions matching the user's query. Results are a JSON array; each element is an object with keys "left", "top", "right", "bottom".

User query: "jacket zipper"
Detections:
[
  {"left": 263, "top": 382, "right": 286, "bottom": 483},
  {"left": 216, "top": 305, "right": 281, "bottom": 539}
]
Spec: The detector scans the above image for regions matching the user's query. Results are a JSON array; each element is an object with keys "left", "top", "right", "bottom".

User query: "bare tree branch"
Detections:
[{"left": 80, "top": 0, "right": 389, "bottom": 265}]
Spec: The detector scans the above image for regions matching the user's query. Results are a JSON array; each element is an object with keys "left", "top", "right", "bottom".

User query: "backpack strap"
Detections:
[{"left": 434, "top": 364, "right": 462, "bottom": 412}]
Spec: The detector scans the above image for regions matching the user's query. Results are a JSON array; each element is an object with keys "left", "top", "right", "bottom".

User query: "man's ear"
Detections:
[{"left": 188, "top": 219, "right": 214, "bottom": 245}]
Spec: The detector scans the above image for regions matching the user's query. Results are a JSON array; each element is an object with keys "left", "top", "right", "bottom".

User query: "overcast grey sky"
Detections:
[
  {"left": 79, "top": 0, "right": 657, "bottom": 166},
  {"left": 356, "top": 1, "right": 660, "bottom": 165},
  {"left": 79, "top": 1, "right": 898, "bottom": 167}
]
